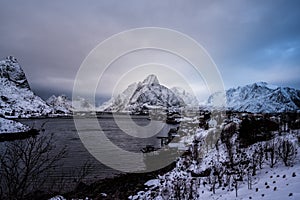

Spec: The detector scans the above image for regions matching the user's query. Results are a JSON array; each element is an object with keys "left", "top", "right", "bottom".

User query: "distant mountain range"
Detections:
[
  {"left": 46, "top": 95, "right": 73, "bottom": 114},
  {"left": 1, "top": 56, "right": 299, "bottom": 116},
  {"left": 208, "top": 82, "right": 300, "bottom": 113},
  {"left": 46, "top": 95, "right": 95, "bottom": 114}
]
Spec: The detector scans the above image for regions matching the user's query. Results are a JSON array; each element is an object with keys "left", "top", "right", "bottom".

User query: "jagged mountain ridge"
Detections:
[
  {"left": 208, "top": 82, "right": 300, "bottom": 113},
  {"left": 171, "top": 87, "right": 198, "bottom": 107},
  {"left": 3, "top": 56, "right": 298, "bottom": 115},
  {"left": 46, "top": 95, "right": 73, "bottom": 114},
  {"left": 0, "top": 56, "right": 52, "bottom": 117},
  {"left": 46, "top": 95, "right": 96, "bottom": 113},
  {"left": 100, "top": 75, "right": 198, "bottom": 112},
  {"left": 72, "top": 96, "right": 95, "bottom": 111}
]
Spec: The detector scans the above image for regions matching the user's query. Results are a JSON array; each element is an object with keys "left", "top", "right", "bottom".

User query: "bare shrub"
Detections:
[
  {"left": 264, "top": 139, "right": 278, "bottom": 168},
  {"left": 277, "top": 139, "right": 297, "bottom": 166},
  {"left": 0, "top": 134, "right": 66, "bottom": 199}
]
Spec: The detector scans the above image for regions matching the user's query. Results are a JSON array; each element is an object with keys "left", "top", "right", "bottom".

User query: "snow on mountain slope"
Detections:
[
  {"left": 46, "top": 95, "right": 73, "bottom": 114},
  {"left": 0, "top": 56, "right": 52, "bottom": 118},
  {"left": 0, "top": 56, "right": 30, "bottom": 89},
  {"left": 47, "top": 94, "right": 97, "bottom": 113},
  {"left": 99, "top": 74, "right": 185, "bottom": 112},
  {"left": 0, "top": 117, "right": 30, "bottom": 133},
  {"left": 72, "top": 96, "right": 95, "bottom": 111},
  {"left": 208, "top": 82, "right": 300, "bottom": 113},
  {"left": 171, "top": 87, "right": 198, "bottom": 107},
  {"left": 99, "top": 82, "right": 139, "bottom": 112}
]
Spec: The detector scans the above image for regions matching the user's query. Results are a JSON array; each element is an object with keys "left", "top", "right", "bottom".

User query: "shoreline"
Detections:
[
  {"left": 0, "top": 128, "right": 39, "bottom": 142},
  {"left": 27, "top": 162, "right": 176, "bottom": 200},
  {"left": 65, "top": 161, "right": 176, "bottom": 199}
]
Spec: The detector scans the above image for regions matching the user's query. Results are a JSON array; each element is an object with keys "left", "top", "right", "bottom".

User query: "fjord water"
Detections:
[{"left": 17, "top": 115, "right": 175, "bottom": 184}]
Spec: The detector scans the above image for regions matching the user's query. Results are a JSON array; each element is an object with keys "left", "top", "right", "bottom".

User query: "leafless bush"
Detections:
[
  {"left": 0, "top": 134, "right": 66, "bottom": 199},
  {"left": 264, "top": 139, "right": 278, "bottom": 168},
  {"left": 277, "top": 139, "right": 297, "bottom": 166}
]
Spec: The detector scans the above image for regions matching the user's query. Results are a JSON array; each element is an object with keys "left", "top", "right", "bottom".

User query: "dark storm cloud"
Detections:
[{"left": 0, "top": 0, "right": 299, "bottom": 100}]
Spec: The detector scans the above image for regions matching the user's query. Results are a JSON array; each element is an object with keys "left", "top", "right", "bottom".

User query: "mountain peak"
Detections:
[
  {"left": 0, "top": 56, "right": 30, "bottom": 89},
  {"left": 255, "top": 81, "right": 268, "bottom": 86},
  {"left": 100, "top": 74, "right": 186, "bottom": 112},
  {"left": 142, "top": 74, "right": 159, "bottom": 85},
  {"left": 6, "top": 55, "right": 18, "bottom": 63},
  {"left": 252, "top": 82, "right": 278, "bottom": 90}
]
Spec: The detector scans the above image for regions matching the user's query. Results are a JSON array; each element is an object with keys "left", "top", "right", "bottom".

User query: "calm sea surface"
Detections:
[{"left": 15, "top": 115, "right": 175, "bottom": 184}]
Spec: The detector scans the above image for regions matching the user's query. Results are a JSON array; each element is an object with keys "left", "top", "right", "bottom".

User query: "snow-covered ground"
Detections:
[
  {"left": 131, "top": 164, "right": 300, "bottom": 200},
  {"left": 130, "top": 129, "right": 300, "bottom": 200},
  {"left": 0, "top": 117, "right": 30, "bottom": 134},
  {"left": 203, "top": 166, "right": 300, "bottom": 200}
]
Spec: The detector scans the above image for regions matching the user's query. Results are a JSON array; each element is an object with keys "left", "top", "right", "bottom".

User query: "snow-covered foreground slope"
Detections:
[
  {"left": 0, "top": 117, "right": 30, "bottom": 133},
  {"left": 208, "top": 82, "right": 300, "bottom": 113},
  {"left": 0, "top": 56, "right": 52, "bottom": 118},
  {"left": 131, "top": 129, "right": 300, "bottom": 200},
  {"left": 99, "top": 74, "right": 198, "bottom": 112},
  {"left": 206, "top": 166, "right": 300, "bottom": 200},
  {"left": 135, "top": 163, "right": 300, "bottom": 200}
]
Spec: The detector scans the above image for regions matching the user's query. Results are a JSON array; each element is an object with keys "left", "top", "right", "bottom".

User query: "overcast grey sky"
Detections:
[{"left": 0, "top": 0, "right": 299, "bottom": 102}]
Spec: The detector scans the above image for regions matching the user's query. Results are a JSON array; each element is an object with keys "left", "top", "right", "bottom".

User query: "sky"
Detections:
[{"left": 0, "top": 0, "right": 300, "bottom": 103}]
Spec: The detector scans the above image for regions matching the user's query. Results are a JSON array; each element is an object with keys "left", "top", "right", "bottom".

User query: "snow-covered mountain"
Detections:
[
  {"left": 99, "top": 74, "right": 186, "bottom": 112},
  {"left": 72, "top": 96, "right": 95, "bottom": 111},
  {"left": 47, "top": 95, "right": 96, "bottom": 113},
  {"left": 208, "top": 82, "right": 300, "bottom": 113},
  {"left": 0, "top": 56, "right": 52, "bottom": 118},
  {"left": 171, "top": 87, "right": 198, "bottom": 107},
  {"left": 46, "top": 95, "right": 73, "bottom": 114}
]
